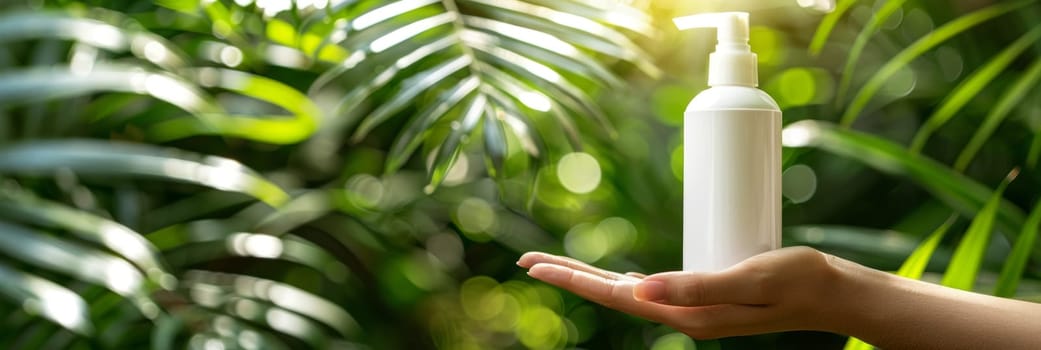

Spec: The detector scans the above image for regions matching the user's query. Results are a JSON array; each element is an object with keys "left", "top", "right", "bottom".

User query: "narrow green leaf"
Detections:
[
  {"left": 427, "top": 94, "right": 488, "bottom": 191},
  {"left": 0, "top": 263, "right": 93, "bottom": 335},
  {"left": 386, "top": 76, "right": 479, "bottom": 175},
  {"left": 844, "top": 217, "right": 955, "bottom": 350},
  {"left": 483, "top": 102, "right": 509, "bottom": 177},
  {"left": 183, "top": 270, "right": 360, "bottom": 339},
  {"left": 839, "top": 0, "right": 1033, "bottom": 127},
  {"left": 941, "top": 175, "right": 1011, "bottom": 290},
  {"left": 160, "top": 231, "right": 350, "bottom": 284},
  {"left": 836, "top": 0, "right": 910, "bottom": 104},
  {"left": 910, "top": 25, "right": 1041, "bottom": 153},
  {"left": 352, "top": 55, "right": 471, "bottom": 141},
  {"left": 994, "top": 197, "right": 1041, "bottom": 297},
  {"left": 897, "top": 216, "right": 957, "bottom": 278},
  {"left": 783, "top": 120, "right": 1026, "bottom": 239},
  {"left": 809, "top": 0, "right": 857, "bottom": 55},
  {"left": 0, "top": 140, "right": 289, "bottom": 206},
  {"left": 147, "top": 68, "right": 321, "bottom": 144},
  {"left": 954, "top": 58, "right": 1041, "bottom": 171},
  {"left": 0, "top": 221, "right": 157, "bottom": 315}
]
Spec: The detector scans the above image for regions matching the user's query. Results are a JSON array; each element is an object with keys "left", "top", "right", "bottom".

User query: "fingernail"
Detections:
[
  {"left": 527, "top": 264, "right": 566, "bottom": 283},
  {"left": 633, "top": 280, "right": 666, "bottom": 302}
]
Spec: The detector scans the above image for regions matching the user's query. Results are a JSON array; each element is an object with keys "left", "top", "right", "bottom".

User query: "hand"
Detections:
[{"left": 517, "top": 247, "right": 847, "bottom": 339}]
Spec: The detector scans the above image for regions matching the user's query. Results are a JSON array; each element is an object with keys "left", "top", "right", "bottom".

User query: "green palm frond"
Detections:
[{"left": 304, "top": 0, "right": 659, "bottom": 189}]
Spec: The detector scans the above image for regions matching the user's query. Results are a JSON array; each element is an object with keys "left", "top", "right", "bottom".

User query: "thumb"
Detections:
[{"left": 633, "top": 270, "right": 765, "bottom": 306}]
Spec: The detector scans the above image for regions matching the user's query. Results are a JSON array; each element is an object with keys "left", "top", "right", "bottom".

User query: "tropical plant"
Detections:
[{"left": 4, "top": 0, "right": 1041, "bottom": 349}]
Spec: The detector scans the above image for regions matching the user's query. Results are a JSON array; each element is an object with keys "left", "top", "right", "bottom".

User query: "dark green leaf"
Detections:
[{"left": 995, "top": 197, "right": 1041, "bottom": 297}]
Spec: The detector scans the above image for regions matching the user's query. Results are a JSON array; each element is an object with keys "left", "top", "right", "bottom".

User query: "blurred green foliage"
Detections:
[{"left": 3, "top": 0, "right": 1041, "bottom": 349}]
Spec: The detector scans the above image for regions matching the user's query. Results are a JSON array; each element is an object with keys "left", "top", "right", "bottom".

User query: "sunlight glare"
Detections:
[{"left": 781, "top": 121, "right": 819, "bottom": 148}]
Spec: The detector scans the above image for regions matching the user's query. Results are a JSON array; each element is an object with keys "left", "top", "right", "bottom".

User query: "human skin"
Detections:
[{"left": 516, "top": 246, "right": 1041, "bottom": 349}]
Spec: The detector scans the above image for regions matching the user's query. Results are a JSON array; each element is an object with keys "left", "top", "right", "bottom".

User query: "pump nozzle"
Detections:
[{"left": 674, "top": 12, "right": 759, "bottom": 87}]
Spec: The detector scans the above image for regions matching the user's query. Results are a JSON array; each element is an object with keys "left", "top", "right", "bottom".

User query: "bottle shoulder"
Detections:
[{"left": 686, "top": 86, "right": 780, "bottom": 112}]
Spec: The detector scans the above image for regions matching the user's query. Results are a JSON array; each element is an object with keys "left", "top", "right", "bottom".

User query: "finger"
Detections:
[
  {"left": 625, "top": 272, "right": 646, "bottom": 279},
  {"left": 633, "top": 270, "right": 765, "bottom": 306},
  {"left": 526, "top": 263, "right": 679, "bottom": 324},
  {"left": 518, "top": 252, "right": 636, "bottom": 281}
]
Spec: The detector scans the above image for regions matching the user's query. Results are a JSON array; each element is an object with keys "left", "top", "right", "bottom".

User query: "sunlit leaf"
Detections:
[
  {"left": 0, "top": 190, "right": 175, "bottom": 289},
  {"left": 994, "top": 197, "right": 1041, "bottom": 297},
  {"left": 428, "top": 94, "right": 488, "bottom": 190},
  {"left": 0, "top": 220, "right": 158, "bottom": 317},
  {"left": 183, "top": 270, "right": 360, "bottom": 340},
  {"left": 809, "top": 0, "right": 857, "bottom": 55},
  {"left": 0, "top": 140, "right": 288, "bottom": 206},
  {"left": 0, "top": 263, "right": 93, "bottom": 335},
  {"left": 910, "top": 26, "right": 1041, "bottom": 153},
  {"left": 839, "top": 0, "right": 1033, "bottom": 127},
  {"left": 0, "top": 11, "right": 188, "bottom": 69},
  {"left": 941, "top": 173, "right": 1012, "bottom": 290},
  {"left": 147, "top": 68, "right": 321, "bottom": 144}
]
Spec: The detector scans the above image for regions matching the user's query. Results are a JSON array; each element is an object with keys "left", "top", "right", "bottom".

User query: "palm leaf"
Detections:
[
  {"left": 0, "top": 189, "right": 174, "bottom": 288},
  {"left": 306, "top": 0, "right": 655, "bottom": 190},
  {"left": 0, "top": 263, "right": 93, "bottom": 335},
  {"left": 0, "top": 140, "right": 289, "bottom": 206}
]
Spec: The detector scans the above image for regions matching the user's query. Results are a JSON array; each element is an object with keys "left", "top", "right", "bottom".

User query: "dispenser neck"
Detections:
[{"left": 707, "top": 49, "right": 758, "bottom": 87}]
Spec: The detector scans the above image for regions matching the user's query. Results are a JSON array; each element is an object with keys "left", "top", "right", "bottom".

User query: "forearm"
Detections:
[{"left": 826, "top": 257, "right": 1041, "bottom": 349}]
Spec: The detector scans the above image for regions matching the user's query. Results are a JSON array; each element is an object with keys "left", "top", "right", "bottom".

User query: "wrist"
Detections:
[{"left": 813, "top": 254, "right": 894, "bottom": 336}]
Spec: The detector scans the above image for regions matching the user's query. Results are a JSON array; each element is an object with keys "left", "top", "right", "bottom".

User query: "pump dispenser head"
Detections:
[{"left": 674, "top": 12, "right": 758, "bottom": 87}]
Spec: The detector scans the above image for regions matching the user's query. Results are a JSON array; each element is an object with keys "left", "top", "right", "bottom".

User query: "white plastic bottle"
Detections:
[{"left": 674, "top": 12, "right": 781, "bottom": 272}]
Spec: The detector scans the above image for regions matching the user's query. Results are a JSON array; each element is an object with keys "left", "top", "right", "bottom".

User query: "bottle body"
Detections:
[{"left": 683, "top": 86, "right": 781, "bottom": 272}]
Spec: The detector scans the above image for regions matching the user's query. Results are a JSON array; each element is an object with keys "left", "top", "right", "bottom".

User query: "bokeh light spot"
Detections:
[
  {"left": 516, "top": 306, "right": 565, "bottom": 349},
  {"left": 564, "top": 223, "right": 608, "bottom": 263},
  {"left": 782, "top": 164, "right": 818, "bottom": 204},
  {"left": 777, "top": 68, "right": 816, "bottom": 107},
  {"left": 750, "top": 26, "right": 783, "bottom": 66},
  {"left": 460, "top": 276, "right": 505, "bottom": 320},
  {"left": 345, "top": 174, "right": 385, "bottom": 208},
  {"left": 650, "top": 332, "right": 697, "bottom": 350},
  {"left": 456, "top": 197, "right": 496, "bottom": 239},
  {"left": 557, "top": 152, "right": 601, "bottom": 194}
]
